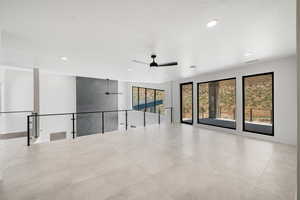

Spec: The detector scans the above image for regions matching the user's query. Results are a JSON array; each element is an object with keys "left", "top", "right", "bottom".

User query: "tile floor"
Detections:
[{"left": 0, "top": 124, "right": 297, "bottom": 200}]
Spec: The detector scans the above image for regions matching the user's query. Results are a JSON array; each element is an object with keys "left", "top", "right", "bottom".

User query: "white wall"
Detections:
[
  {"left": 0, "top": 67, "right": 77, "bottom": 141},
  {"left": 172, "top": 56, "right": 297, "bottom": 145},
  {"left": 37, "top": 72, "right": 76, "bottom": 143},
  {"left": 0, "top": 68, "right": 33, "bottom": 134}
]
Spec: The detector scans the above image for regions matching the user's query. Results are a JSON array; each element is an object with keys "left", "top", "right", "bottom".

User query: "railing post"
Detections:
[
  {"left": 125, "top": 110, "right": 128, "bottom": 131},
  {"left": 34, "top": 112, "right": 38, "bottom": 138},
  {"left": 27, "top": 115, "right": 30, "bottom": 146},
  {"left": 71, "top": 113, "right": 75, "bottom": 139},
  {"left": 102, "top": 112, "right": 104, "bottom": 134},
  {"left": 170, "top": 107, "right": 173, "bottom": 124},
  {"left": 143, "top": 110, "right": 146, "bottom": 127},
  {"left": 158, "top": 110, "right": 160, "bottom": 125}
]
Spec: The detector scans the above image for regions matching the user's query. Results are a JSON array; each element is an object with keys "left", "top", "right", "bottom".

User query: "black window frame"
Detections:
[
  {"left": 242, "top": 72, "right": 274, "bottom": 136},
  {"left": 180, "top": 82, "right": 194, "bottom": 125},
  {"left": 131, "top": 86, "right": 165, "bottom": 113},
  {"left": 197, "top": 77, "right": 237, "bottom": 130}
]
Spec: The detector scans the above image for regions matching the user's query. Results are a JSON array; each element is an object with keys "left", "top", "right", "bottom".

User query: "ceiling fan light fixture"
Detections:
[{"left": 132, "top": 54, "right": 178, "bottom": 68}]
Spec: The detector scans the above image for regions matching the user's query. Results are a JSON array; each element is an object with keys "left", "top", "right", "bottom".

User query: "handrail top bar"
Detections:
[
  {"left": 0, "top": 111, "right": 33, "bottom": 114},
  {"left": 29, "top": 109, "right": 133, "bottom": 117},
  {"left": 28, "top": 107, "right": 173, "bottom": 117}
]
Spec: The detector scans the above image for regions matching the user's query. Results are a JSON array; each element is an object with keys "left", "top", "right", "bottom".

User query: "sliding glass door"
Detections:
[
  {"left": 180, "top": 82, "right": 193, "bottom": 124},
  {"left": 198, "top": 78, "right": 236, "bottom": 129},
  {"left": 243, "top": 72, "right": 274, "bottom": 136}
]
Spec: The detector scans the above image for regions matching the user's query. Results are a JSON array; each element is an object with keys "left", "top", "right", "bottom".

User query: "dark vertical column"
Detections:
[
  {"left": 143, "top": 110, "right": 146, "bottom": 127},
  {"left": 208, "top": 82, "right": 219, "bottom": 119},
  {"left": 171, "top": 107, "right": 173, "bottom": 123},
  {"left": 158, "top": 110, "right": 160, "bottom": 125},
  {"left": 27, "top": 115, "right": 30, "bottom": 146}
]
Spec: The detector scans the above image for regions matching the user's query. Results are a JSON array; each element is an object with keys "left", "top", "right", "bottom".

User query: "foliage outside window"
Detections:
[
  {"left": 198, "top": 78, "right": 236, "bottom": 129},
  {"left": 132, "top": 86, "right": 165, "bottom": 114},
  {"left": 155, "top": 90, "right": 165, "bottom": 114},
  {"left": 139, "top": 88, "right": 146, "bottom": 111},
  {"left": 132, "top": 87, "right": 139, "bottom": 110},
  {"left": 146, "top": 89, "right": 155, "bottom": 113},
  {"left": 243, "top": 73, "right": 273, "bottom": 135},
  {"left": 180, "top": 83, "right": 193, "bottom": 124}
]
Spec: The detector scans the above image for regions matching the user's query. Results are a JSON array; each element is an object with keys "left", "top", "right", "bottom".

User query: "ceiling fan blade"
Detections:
[
  {"left": 132, "top": 60, "right": 149, "bottom": 65},
  {"left": 157, "top": 62, "right": 178, "bottom": 67}
]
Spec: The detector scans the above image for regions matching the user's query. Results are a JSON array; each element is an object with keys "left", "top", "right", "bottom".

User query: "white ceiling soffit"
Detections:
[{"left": 0, "top": 0, "right": 296, "bottom": 83}]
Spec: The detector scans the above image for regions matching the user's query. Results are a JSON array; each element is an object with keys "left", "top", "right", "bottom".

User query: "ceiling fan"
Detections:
[{"left": 133, "top": 54, "right": 178, "bottom": 67}]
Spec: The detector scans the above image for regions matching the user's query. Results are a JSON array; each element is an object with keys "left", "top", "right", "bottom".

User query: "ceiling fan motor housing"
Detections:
[
  {"left": 150, "top": 54, "right": 158, "bottom": 67},
  {"left": 150, "top": 62, "right": 158, "bottom": 67}
]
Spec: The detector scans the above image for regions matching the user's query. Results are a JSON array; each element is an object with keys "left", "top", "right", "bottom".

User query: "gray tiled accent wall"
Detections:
[{"left": 76, "top": 77, "right": 118, "bottom": 136}]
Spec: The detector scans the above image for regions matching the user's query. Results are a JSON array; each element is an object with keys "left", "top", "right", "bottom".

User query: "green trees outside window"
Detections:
[
  {"left": 243, "top": 73, "right": 273, "bottom": 135},
  {"left": 132, "top": 86, "right": 165, "bottom": 114},
  {"left": 198, "top": 78, "right": 236, "bottom": 129}
]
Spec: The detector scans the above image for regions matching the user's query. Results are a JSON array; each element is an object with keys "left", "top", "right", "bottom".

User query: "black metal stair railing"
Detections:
[{"left": 26, "top": 107, "right": 173, "bottom": 146}]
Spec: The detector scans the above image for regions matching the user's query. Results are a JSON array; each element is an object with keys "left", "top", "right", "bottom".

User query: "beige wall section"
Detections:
[
  {"left": 33, "top": 68, "right": 39, "bottom": 113},
  {"left": 33, "top": 68, "right": 39, "bottom": 138}
]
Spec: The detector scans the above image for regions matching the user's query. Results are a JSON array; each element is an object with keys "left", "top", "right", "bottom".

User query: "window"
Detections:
[
  {"left": 243, "top": 72, "right": 274, "bottom": 136},
  {"left": 138, "top": 88, "right": 146, "bottom": 111},
  {"left": 155, "top": 90, "right": 165, "bottom": 114},
  {"left": 197, "top": 78, "right": 236, "bottom": 129},
  {"left": 132, "top": 87, "right": 165, "bottom": 113},
  {"left": 132, "top": 87, "right": 139, "bottom": 110},
  {"left": 146, "top": 89, "right": 155, "bottom": 112},
  {"left": 180, "top": 82, "right": 193, "bottom": 124}
]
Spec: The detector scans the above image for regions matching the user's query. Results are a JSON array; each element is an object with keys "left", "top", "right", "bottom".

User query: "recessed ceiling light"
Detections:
[
  {"left": 244, "top": 52, "right": 253, "bottom": 57},
  {"left": 128, "top": 68, "right": 133, "bottom": 71},
  {"left": 207, "top": 20, "right": 218, "bottom": 28},
  {"left": 61, "top": 57, "right": 68, "bottom": 61}
]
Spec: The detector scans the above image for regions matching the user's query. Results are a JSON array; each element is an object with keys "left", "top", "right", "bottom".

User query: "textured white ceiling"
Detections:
[{"left": 0, "top": 0, "right": 296, "bottom": 82}]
